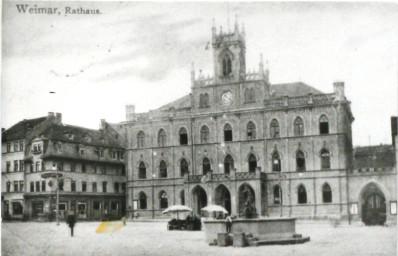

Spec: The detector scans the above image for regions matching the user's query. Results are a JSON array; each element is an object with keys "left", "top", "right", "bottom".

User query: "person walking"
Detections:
[
  {"left": 66, "top": 213, "right": 76, "bottom": 237},
  {"left": 225, "top": 214, "right": 232, "bottom": 234}
]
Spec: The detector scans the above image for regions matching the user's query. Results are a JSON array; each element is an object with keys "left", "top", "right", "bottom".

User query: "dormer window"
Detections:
[{"left": 32, "top": 143, "right": 42, "bottom": 153}]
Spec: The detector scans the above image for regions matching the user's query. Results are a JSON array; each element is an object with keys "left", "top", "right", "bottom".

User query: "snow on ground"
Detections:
[{"left": 2, "top": 221, "right": 396, "bottom": 256}]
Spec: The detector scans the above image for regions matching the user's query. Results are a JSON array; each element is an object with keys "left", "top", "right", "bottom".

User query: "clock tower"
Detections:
[{"left": 212, "top": 17, "right": 246, "bottom": 84}]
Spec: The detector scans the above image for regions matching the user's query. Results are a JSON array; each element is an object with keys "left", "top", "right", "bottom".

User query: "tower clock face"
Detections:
[{"left": 221, "top": 91, "right": 234, "bottom": 105}]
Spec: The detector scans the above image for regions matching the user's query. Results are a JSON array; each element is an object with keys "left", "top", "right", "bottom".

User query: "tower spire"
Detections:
[
  {"left": 191, "top": 62, "right": 195, "bottom": 86},
  {"left": 234, "top": 14, "right": 239, "bottom": 34}
]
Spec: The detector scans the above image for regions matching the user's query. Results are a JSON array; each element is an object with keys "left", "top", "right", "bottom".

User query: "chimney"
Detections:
[
  {"left": 55, "top": 113, "right": 62, "bottom": 124},
  {"left": 333, "top": 81, "right": 345, "bottom": 101},
  {"left": 100, "top": 119, "right": 107, "bottom": 130},
  {"left": 48, "top": 112, "right": 55, "bottom": 119},
  {"left": 125, "top": 105, "right": 135, "bottom": 121}
]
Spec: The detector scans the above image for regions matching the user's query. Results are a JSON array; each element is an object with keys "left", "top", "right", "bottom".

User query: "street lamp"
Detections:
[{"left": 53, "top": 166, "right": 60, "bottom": 226}]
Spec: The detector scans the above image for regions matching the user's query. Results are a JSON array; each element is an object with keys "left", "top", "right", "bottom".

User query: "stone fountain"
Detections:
[{"left": 202, "top": 185, "right": 310, "bottom": 247}]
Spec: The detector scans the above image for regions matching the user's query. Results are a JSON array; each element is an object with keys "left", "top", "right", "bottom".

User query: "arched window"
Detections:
[
  {"left": 137, "top": 131, "right": 145, "bottom": 148},
  {"left": 159, "top": 160, "right": 167, "bottom": 178},
  {"left": 159, "top": 191, "right": 168, "bottom": 209},
  {"left": 298, "top": 185, "right": 307, "bottom": 204},
  {"left": 203, "top": 157, "right": 211, "bottom": 175},
  {"left": 270, "top": 119, "right": 280, "bottom": 138},
  {"left": 224, "top": 155, "right": 234, "bottom": 174},
  {"left": 247, "top": 121, "right": 256, "bottom": 140},
  {"left": 180, "top": 159, "right": 189, "bottom": 177},
  {"left": 321, "top": 149, "right": 331, "bottom": 169},
  {"left": 180, "top": 190, "right": 185, "bottom": 205},
  {"left": 294, "top": 117, "right": 304, "bottom": 136},
  {"left": 222, "top": 55, "right": 232, "bottom": 77},
  {"left": 224, "top": 124, "right": 233, "bottom": 142},
  {"left": 296, "top": 150, "right": 306, "bottom": 172},
  {"left": 272, "top": 151, "right": 281, "bottom": 172},
  {"left": 199, "top": 94, "right": 204, "bottom": 108},
  {"left": 179, "top": 127, "right": 188, "bottom": 145},
  {"left": 273, "top": 185, "right": 282, "bottom": 205},
  {"left": 200, "top": 126, "right": 210, "bottom": 143},
  {"left": 319, "top": 115, "right": 329, "bottom": 134},
  {"left": 158, "top": 129, "right": 166, "bottom": 147},
  {"left": 138, "top": 161, "right": 146, "bottom": 179},
  {"left": 139, "top": 192, "right": 147, "bottom": 209},
  {"left": 248, "top": 154, "right": 257, "bottom": 173},
  {"left": 322, "top": 183, "right": 332, "bottom": 203},
  {"left": 245, "top": 88, "right": 250, "bottom": 102},
  {"left": 203, "top": 93, "right": 209, "bottom": 107},
  {"left": 250, "top": 88, "right": 255, "bottom": 101}
]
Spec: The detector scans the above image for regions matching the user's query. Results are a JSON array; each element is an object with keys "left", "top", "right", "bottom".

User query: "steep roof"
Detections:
[
  {"left": 155, "top": 82, "right": 324, "bottom": 111},
  {"left": 157, "top": 95, "right": 191, "bottom": 111},
  {"left": 2, "top": 116, "right": 47, "bottom": 142},
  {"left": 35, "top": 123, "right": 123, "bottom": 149},
  {"left": 271, "top": 82, "right": 323, "bottom": 97},
  {"left": 354, "top": 145, "right": 395, "bottom": 169}
]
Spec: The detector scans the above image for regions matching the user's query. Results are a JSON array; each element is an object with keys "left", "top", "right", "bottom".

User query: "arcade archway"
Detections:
[
  {"left": 238, "top": 183, "right": 256, "bottom": 217},
  {"left": 360, "top": 183, "right": 386, "bottom": 226},
  {"left": 214, "top": 185, "right": 231, "bottom": 214},
  {"left": 192, "top": 186, "right": 207, "bottom": 216}
]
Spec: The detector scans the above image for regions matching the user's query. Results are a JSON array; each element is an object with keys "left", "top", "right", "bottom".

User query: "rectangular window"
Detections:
[
  {"left": 14, "top": 181, "right": 18, "bottom": 192},
  {"left": 30, "top": 182, "right": 34, "bottom": 192},
  {"left": 41, "top": 181, "right": 46, "bottom": 192},
  {"left": 35, "top": 162, "right": 40, "bottom": 172},
  {"left": 6, "top": 182, "right": 11, "bottom": 192},
  {"left": 71, "top": 181, "right": 76, "bottom": 192},
  {"left": 14, "top": 160, "right": 18, "bottom": 172},
  {"left": 99, "top": 150, "right": 103, "bottom": 158},
  {"left": 6, "top": 161, "right": 10, "bottom": 172},
  {"left": 102, "top": 167, "right": 106, "bottom": 175},
  {"left": 20, "top": 141, "right": 24, "bottom": 152},
  {"left": 19, "top": 160, "right": 24, "bottom": 172},
  {"left": 82, "top": 181, "right": 87, "bottom": 192},
  {"left": 92, "top": 182, "right": 97, "bottom": 192},
  {"left": 82, "top": 163, "right": 86, "bottom": 173},
  {"left": 120, "top": 152, "right": 124, "bottom": 160},
  {"left": 121, "top": 182, "right": 126, "bottom": 193},
  {"left": 7, "top": 143, "right": 11, "bottom": 152},
  {"left": 58, "top": 162, "right": 64, "bottom": 171},
  {"left": 19, "top": 181, "right": 24, "bottom": 192},
  {"left": 121, "top": 167, "right": 126, "bottom": 176},
  {"left": 114, "top": 182, "right": 119, "bottom": 193},
  {"left": 14, "top": 142, "right": 19, "bottom": 152},
  {"left": 112, "top": 151, "right": 117, "bottom": 160},
  {"left": 71, "top": 163, "right": 75, "bottom": 172},
  {"left": 93, "top": 165, "right": 97, "bottom": 174},
  {"left": 102, "top": 182, "right": 107, "bottom": 193},
  {"left": 35, "top": 181, "right": 40, "bottom": 192}
]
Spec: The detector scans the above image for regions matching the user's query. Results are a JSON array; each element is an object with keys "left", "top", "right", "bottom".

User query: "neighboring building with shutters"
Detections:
[{"left": 1, "top": 116, "right": 47, "bottom": 220}]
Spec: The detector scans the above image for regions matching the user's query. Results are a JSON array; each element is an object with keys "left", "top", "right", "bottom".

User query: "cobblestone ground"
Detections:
[{"left": 2, "top": 221, "right": 396, "bottom": 256}]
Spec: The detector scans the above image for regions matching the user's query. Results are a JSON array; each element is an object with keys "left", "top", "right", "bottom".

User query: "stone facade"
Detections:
[{"left": 113, "top": 20, "right": 397, "bottom": 224}]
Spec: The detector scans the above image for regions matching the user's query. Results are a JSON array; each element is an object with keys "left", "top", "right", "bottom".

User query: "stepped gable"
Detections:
[
  {"left": 36, "top": 123, "right": 124, "bottom": 149},
  {"left": 354, "top": 145, "right": 395, "bottom": 169},
  {"left": 271, "top": 82, "right": 323, "bottom": 97},
  {"left": 2, "top": 116, "right": 47, "bottom": 142}
]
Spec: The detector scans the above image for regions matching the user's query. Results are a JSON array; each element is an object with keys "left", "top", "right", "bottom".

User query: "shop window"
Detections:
[
  {"left": 159, "top": 191, "right": 168, "bottom": 209},
  {"left": 139, "top": 192, "right": 147, "bottom": 209}
]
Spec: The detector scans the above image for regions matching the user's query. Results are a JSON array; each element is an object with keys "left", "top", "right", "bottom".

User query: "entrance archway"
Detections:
[
  {"left": 192, "top": 186, "right": 207, "bottom": 216},
  {"left": 214, "top": 185, "right": 231, "bottom": 214},
  {"left": 360, "top": 183, "right": 386, "bottom": 225}
]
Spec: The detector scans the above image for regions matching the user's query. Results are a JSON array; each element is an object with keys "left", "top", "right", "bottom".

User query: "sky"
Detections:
[{"left": 2, "top": 1, "right": 397, "bottom": 146}]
